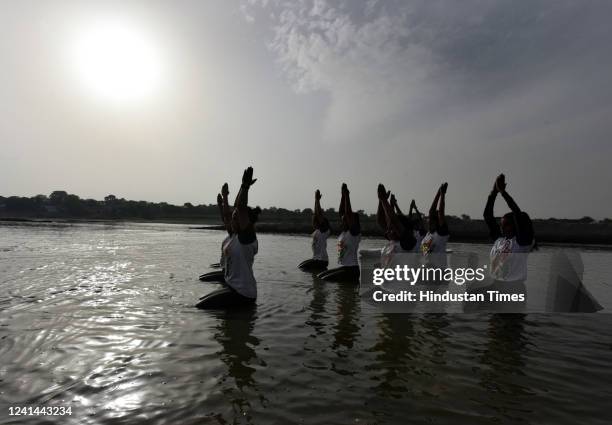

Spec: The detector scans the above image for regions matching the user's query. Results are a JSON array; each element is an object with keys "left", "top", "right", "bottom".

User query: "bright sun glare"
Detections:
[{"left": 71, "top": 18, "right": 163, "bottom": 103}]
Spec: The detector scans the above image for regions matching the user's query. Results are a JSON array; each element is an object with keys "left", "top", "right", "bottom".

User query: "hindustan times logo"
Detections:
[{"left": 372, "top": 265, "right": 488, "bottom": 286}]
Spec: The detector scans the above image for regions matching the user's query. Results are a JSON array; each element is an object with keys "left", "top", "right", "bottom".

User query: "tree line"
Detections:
[
  {"left": 0, "top": 190, "right": 609, "bottom": 224},
  {"left": 0, "top": 191, "right": 353, "bottom": 222}
]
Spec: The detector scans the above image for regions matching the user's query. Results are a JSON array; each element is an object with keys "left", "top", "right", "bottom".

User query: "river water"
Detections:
[{"left": 1, "top": 222, "right": 611, "bottom": 424}]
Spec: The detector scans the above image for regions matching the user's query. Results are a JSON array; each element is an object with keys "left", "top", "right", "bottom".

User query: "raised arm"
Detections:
[
  {"left": 234, "top": 167, "right": 257, "bottom": 230},
  {"left": 409, "top": 199, "right": 424, "bottom": 232},
  {"left": 217, "top": 193, "right": 223, "bottom": 222},
  {"left": 217, "top": 192, "right": 228, "bottom": 234},
  {"left": 429, "top": 186, "right": 441, "bottom": 222},
  {"left": 338, "top": 184, "right": 346, "bottom": 218},
  {"left": 378, "top": 184, "right": 404, "bottom": 236},
  {"left": 313, "top": 189, "right": 326, "bottom": 228},
  {"left": 394, "top": 196, "right": 405, "bottom": 217},
  {"left": 376, "top": 199, "right": 387, "bottom": 231},
  {"left": 389, "top": 193, "right": 406, "bottom": 234},
  {"left": 408, "top": 199, "right": 417, "bottom": 220},
  {"left": 496, "top": 174, "right": 532, "bottom": 245},
  {"left": 484, "top": 177, "right": 501, "bottom": 241},
  {"left": 438, "top": 183, "right": 448, "bottom": 227},
  {"left": 500, "top": 191, "right": 521, "bottom": 215},
  {"left": 221, "top": 183, "right": 232, "bottom": 234},
  {"left": 493, "top": 173, "right": 518, "bottom": 213},
  {"left": 341, "top": 183, "right": 355, "bottom": 227}
]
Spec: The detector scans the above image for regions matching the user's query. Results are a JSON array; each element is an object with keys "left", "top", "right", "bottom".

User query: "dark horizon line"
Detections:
[{"left": 0, "top": 190, "right": 609, "bottom": 223}]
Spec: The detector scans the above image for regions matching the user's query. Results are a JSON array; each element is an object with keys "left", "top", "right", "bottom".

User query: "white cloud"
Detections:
[
  {"left": 244, "top": 0, "right": 612, "bottom": 145},
  {"left": 244, "top": 0, "right": 444, "bottom": 142}
]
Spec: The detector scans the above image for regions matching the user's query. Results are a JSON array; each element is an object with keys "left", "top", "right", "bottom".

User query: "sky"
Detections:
[{"left": 1, "top": 0, "right": 611, "bottom": 218}]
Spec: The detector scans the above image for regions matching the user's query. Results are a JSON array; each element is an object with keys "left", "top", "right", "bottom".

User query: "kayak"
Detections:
[
  {"left": 196, "top": 287, "right": 255, "bottom": 309},
  {"left": 199, "top": 270, "right": 225, "bottom": 283},
  {"left": 298, "top": 258, "right": 328, "bottom": 273}
]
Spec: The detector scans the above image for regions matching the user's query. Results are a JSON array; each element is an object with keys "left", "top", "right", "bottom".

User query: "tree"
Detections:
[
  {"left": 50, "top": 191, "right": 68, "bottom": 206},
  {"left": 65, "top": 194, "right": 84, "bottom": 216},
  {"left": 5, "top": 196, "right": 36, "bottom": 212}
]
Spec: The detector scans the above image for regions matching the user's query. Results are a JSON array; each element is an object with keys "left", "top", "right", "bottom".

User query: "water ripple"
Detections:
[{"left": 0, "top": 224, "right": 611, "bottom": 424}]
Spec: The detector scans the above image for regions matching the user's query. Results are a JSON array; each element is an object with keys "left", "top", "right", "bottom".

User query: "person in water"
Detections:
[
  {"left": 199, "top": 183, "right": 232, "bottom": 283},
  {"left": 317, "top": 183, "right": 361, "bottom": 282},
  {"left": 484, "top": 173, "right": 534, "bottom": 282},
  {"left": 464, "top": 174, "right": 534, "bottom": 313},
  {"left": 391, "top": 196, "right": 426, "bottom": 253},
  {"left": 376, "top": 184, "right": 416, "bottom": 267},
  {"left": 197, "top": 167, "right": 261, "bottom": 309},
  {"left": 420, "top": 183, "right": 450, "bottom": 268},
  {"left": 218, "top": 183, "right": 233, "bottom": 268},
  {"left": 298, "top": 189, "right": 331, "bottom": 272}
]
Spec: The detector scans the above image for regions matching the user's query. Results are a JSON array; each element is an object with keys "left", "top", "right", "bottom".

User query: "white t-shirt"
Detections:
[
  {"left": 220, "top": 234, "right": 231, "bottom": 268},
  {"left": 490, "top": 237, "right": 531, "bottom": 282},
  {"left": 223, "top": 234, "right": 258, "bottom": 298},
  {"left": 312, "top": 229, "right": 330, "bottom": 261},
  {"left": 420, "top": 231, "right": 449, "bottom": 254},
  {"left": 381, "top": 240, "right": 402, "bottom": 268},
  {"left": 421, "top": 231, "right": 449, "bottom": 268},
  {"left": 337, "top": 231, "right": 360, "bottom": 267}
]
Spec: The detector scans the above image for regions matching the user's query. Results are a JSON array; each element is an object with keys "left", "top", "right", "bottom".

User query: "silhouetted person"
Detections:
[
  {"left": 199, "top": 183, "right": 232, "bottom": 283},
  {"left": 197, "top": 167, "right": 261, "bottom": 309},
  {"left": 376, "top": 184, "right": 416, "bottom": 267},
  {"left": 484, "top": 174, "right": 534, "bottom": 282},
  {"left": 420, "top": 183, "right": 450, "bottom": 268},
  {"left": 298, "top": 189, "right": 331, "bottom": 272},
  {"left": 317, "top": 183, "right": 361, "bottom": 283}
]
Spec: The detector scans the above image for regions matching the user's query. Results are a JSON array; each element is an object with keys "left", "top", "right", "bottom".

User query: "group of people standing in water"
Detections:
[{"left": 197, "top": 167, "right": 535, "bottom": 310}]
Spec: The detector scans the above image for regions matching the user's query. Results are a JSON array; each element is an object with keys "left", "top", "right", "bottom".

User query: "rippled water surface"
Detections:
[{"left": 1, "top": 222, "right": 611, "bottom": 424}]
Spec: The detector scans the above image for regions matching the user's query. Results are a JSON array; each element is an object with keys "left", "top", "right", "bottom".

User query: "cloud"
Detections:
[
  {"left": 240, "top": 0, "right": 612, "bottom": 217},
  {"left": 243, "top": 0, "right": 612, "bottom": 143},
  {"left": 244, "top": 0, "right": 440, "bottom": 142}
]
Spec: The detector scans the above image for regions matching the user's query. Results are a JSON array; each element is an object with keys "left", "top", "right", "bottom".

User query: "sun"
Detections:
[{"left": 70, "top": 18, "right": 163, "bottom": 103}]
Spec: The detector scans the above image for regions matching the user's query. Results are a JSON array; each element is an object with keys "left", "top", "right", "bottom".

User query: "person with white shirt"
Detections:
[
  {"left": 298, "top": 189, "right": 331, "bottom": 272},
  {"left": 464, "top": 174, "right": 534, "bottom": 313},
  {"left": 197, "top": 167, "right": 260, "bottom": 309},
  {"left": 420, "top": 183, "right": 450, "bottom": 269},
  {"left": 484, "top": 174, "right": 534, "bottom": 282},
  {"left": 317, "top": 183, "right": 361, "bottom": 282},
  {"left": 376, "top": 185, "right": 417, "bottom": 268},
  {"left": 393, "top": 197, "right": 426, "bottom": 254}
]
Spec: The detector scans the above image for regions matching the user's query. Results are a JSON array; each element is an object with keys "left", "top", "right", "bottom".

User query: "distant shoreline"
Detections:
[
  {"left": 2, "top": 216, "right": 612, "bottom": 250},
  {"left": 3, "top": 191, "right": 610, "bottom": 246}
]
